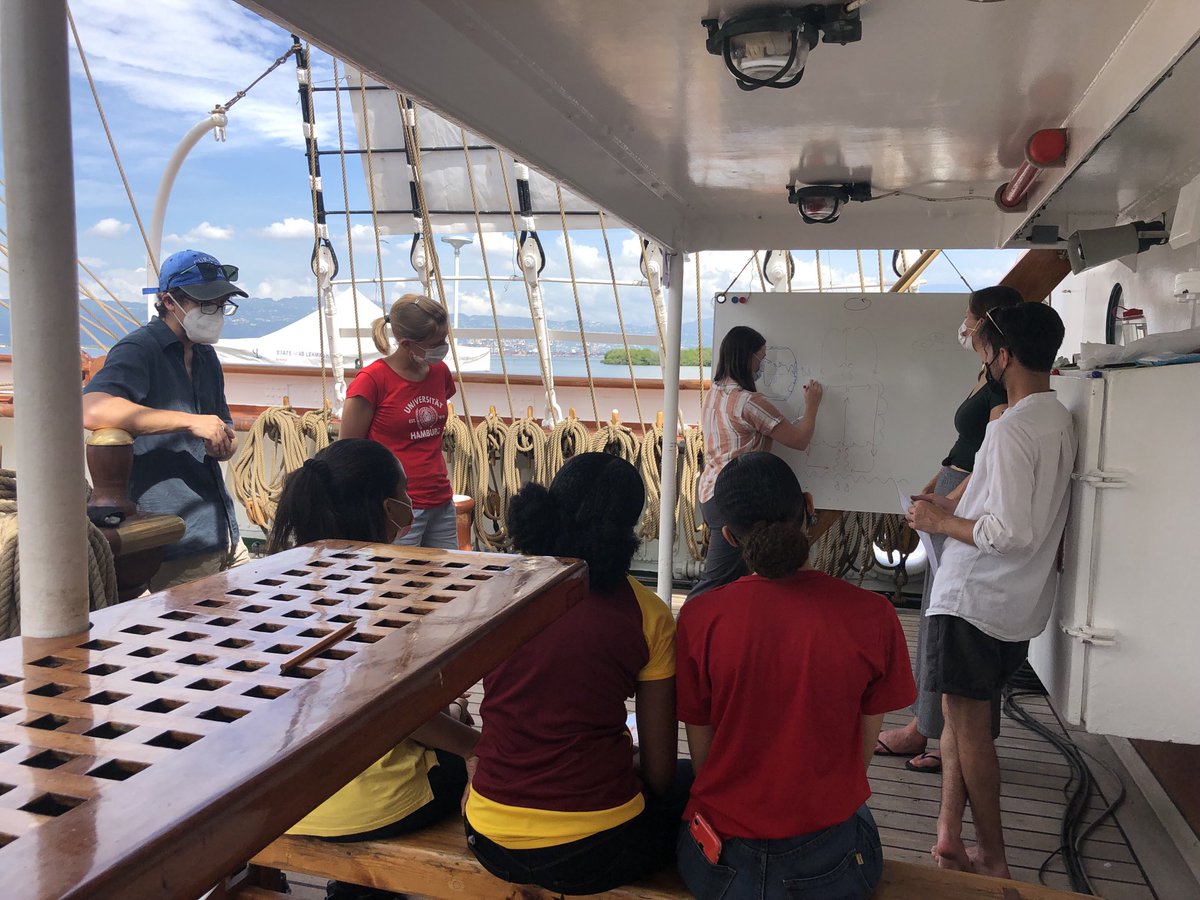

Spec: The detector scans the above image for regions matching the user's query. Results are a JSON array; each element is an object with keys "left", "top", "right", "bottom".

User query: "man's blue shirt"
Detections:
[{"left": 83, "top": 318, "right": 239, "bottom": 560}]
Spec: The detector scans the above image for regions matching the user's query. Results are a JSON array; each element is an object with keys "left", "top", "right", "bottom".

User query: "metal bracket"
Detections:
[
  {"left": 1061, "top": 623, "right": 1118, "bottom": 646},
  {"left": 1071, "top": 469, "right": 1128, "bottom": 489}
]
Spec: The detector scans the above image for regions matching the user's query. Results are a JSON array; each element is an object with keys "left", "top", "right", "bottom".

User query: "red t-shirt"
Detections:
[
  {"left": 346, "top": 359, "right": 456, "bottom": 509},
  {"left": 676, "top": 571, "right": 916, "bottom": 839}
]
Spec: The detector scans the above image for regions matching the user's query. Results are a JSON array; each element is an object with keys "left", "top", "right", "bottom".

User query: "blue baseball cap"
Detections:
[{"left": 151, "top": 249, "right": 248, "bottom": 302}]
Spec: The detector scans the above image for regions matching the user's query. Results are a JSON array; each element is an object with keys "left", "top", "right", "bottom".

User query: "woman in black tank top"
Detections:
[{"left": 873, "top": 286, "right": 1021, "bottom": 773}]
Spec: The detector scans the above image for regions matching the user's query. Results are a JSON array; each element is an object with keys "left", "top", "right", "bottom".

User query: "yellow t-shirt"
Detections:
[
  {"left": 288, "top": 739, "right": 438, "bottom": 838},
  {"left": 466, "top": 575, "right": 676, "bottom": 848}
]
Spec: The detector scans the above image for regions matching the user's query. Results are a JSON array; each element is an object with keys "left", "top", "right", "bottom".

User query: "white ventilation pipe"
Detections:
[{"left": 145, "top": 111, "right": 228, "bottom": 318}]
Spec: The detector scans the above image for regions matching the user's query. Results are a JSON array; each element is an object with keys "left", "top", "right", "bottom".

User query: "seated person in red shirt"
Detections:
[
  {"left": 465, "top": 453, "right": 684, "bottom": 895},
  {"left": 675, "top": 452, "right": 916, "bottom": 900},
  {"left": 269, "top": 440, "right": 478, "bottom": 900}
]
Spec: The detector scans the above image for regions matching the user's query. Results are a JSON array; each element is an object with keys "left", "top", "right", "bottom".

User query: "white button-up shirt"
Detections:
[{"left": 929, "top": 392, "right": 1077, "bottom": 642}]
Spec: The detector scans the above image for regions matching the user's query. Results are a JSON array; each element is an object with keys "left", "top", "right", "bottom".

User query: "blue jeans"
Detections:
[
  {"left": 676, "top": 805, "right": 883, "bottom": 900},
  {"left": 395, "top": 500, "right": 459, "bottom": 549}
]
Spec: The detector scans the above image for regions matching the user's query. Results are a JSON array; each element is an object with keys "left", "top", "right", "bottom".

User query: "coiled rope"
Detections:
[
  {"left": 637, "top": 418, "right": 663, "bottom": 540},
  {"left": 502, "top": 411, "right": 549, "bottom": 497},
  {"left": 546, "top": 411, "right": 593, "bottom": 482},
  {"left": 0, "top": 469, "right": 118, "bottom": 640},
  {"left": 471, "top": 410, "right": 511, "bottom": 551},
  {"left": 232, "top": 405, "right": 331, "bottom": 529},
  {"left": 442, "top": 403, "right": 475, "bottom": 498},
  {"left": 591, "top": 415, "right": 640, "bottom": 462},
  {"left": 677, "top": 426, "right": 708, "bottom": 562}
]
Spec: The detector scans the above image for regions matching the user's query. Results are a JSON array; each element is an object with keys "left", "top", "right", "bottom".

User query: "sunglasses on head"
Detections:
[
  {"left": 167, "top": 261, "right": 239, "bottom": 288},
  {"left": 984, "top": 308, "right": 1007, "bottom": 339}
]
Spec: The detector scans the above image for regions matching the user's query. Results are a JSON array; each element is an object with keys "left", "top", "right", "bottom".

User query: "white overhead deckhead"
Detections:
[{"left": 239, "top": 0, "right": 1200, "bottom": 252}]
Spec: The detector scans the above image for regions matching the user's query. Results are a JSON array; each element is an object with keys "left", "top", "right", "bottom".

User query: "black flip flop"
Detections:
[
  {"left": 874, "top": 737, "right": 912, "bottom": 757},
  {"left": 904, "top": 751, "right": 943, "bottom": 774}
]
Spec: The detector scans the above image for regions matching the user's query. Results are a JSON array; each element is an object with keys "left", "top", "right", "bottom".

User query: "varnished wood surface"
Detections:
[
  {"left": 0, "top": 542, "right": 586, "bottom": 900},
  {"left": 253, "top": 818, "right": 1090, "bottom": 899},
  {"left": 999, "top": 249, "right": 1072, "bottom": 304}
]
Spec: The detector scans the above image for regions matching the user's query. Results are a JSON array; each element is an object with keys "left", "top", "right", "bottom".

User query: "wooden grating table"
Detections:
[{"left": 0, "top": 541, "right": 586, "bottom": 900}]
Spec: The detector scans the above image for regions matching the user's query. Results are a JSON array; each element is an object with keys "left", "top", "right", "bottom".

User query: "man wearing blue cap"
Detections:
[{"left": 83, "top": 250, "right": 249, "bottom": 590}]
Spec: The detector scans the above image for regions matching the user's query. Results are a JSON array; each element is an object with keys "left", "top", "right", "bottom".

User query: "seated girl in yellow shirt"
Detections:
[{"left": 268, "top": 439, "right": 478, "bottom": 898}]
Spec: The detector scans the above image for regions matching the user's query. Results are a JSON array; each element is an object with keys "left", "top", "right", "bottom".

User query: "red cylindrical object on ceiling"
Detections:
[{"left": 995, "top": 129, "right": 1069, "bottom": 211}]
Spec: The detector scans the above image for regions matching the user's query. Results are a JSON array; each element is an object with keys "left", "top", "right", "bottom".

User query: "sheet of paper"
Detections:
[{"left": 897, "top": 481, "right": 938, "bottom": 579}]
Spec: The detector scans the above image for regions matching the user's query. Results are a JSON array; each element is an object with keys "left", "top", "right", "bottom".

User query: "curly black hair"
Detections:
[{"left": 507, "top": 452, "right": 644, "bottom": 591}]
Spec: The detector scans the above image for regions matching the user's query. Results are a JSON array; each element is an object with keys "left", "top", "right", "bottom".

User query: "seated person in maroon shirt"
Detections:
[
  {"left": 465, "top": 453, "right": 684, "bottom": 895},
  {"left": 675, "top": 452, "right": 916, "bottom": 900}
]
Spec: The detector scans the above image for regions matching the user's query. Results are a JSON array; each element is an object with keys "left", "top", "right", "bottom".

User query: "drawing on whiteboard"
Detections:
[
  {"left": 807, "top": 327, "right": 886, "bottom": 479},
  {"left": 758, "top": 346, "right": 799, "bottom": 402},
  {"left": 844, "top": 296, "right": 872, "bottom": 312},
  {"left": 914, "top": 330, "right": 958, "bottom": 353}
]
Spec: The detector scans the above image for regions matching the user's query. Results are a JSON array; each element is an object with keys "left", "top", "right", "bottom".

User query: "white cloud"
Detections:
[
  {"left": 67, "top": 0, "right": 319, "bottom": 149},
  {"left": 262, "top": 217, "right": 317, "bottom": 239},
  {"left": 188, "top": 221, "right": 235, "bottom": 241},
  {"left": 87, "top": 217, "right": 130, "bottom": 238},
  {"left": 251, "top": 275, "right": 314, "bottom": 299}
]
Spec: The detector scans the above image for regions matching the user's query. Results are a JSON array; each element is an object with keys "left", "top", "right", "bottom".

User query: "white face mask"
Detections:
[
  {"left": 173, "top": 306, "right": 225, "bottom": 345},
  {"left": 420, "top": 342, "right": 450, "bottom": 364},
  {"left": 958, "top": 318, "right": 975, "bottom": 352}
]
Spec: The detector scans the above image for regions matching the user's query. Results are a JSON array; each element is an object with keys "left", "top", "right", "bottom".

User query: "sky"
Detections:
[{"left": 0, "top": 0, "right": 1023, "bottom": 346}]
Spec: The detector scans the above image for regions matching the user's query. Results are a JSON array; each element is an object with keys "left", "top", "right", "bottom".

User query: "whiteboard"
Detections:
[{"left": 712, "top": 292, "right": 980, "bottom": 513}]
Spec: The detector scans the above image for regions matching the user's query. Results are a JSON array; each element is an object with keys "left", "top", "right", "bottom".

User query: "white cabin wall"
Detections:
[{"left": 1051, "top": 240, "right": 1200, "bottom": 359}]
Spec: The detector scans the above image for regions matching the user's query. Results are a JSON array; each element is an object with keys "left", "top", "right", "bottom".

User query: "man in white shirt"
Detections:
[{"left": 907, "top": 302, "right": 1076, "bottom": 879}]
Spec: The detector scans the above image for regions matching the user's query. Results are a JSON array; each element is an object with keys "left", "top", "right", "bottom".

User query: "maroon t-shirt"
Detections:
[
  {"left": 472, "top": 579, "right": 649, "bottom": 812},
  {"left": 676, "top": 571, "right": 916, "bottom": 839}
]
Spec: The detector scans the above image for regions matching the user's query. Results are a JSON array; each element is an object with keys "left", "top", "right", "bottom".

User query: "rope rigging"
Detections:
[{"left": 222, "top": 49, "right": 941, "bottom": 594}]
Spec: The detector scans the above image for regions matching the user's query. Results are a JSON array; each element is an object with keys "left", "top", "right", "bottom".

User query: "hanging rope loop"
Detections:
[{"left": 471, "top": 410, "right": 511, "bottom": 551}]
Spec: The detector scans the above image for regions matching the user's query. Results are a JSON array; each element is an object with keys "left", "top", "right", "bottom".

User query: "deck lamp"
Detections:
[
  {"left": 701, "top": 6, "right": 862, "bottom": 92},
  {"left": 787, "top": 182, "right": 872, "bottom": 224}
]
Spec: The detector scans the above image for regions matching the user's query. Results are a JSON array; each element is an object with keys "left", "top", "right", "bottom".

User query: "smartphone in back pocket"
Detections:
[{"left": 689, "top": 812, "right": 723, "bottom": 865}]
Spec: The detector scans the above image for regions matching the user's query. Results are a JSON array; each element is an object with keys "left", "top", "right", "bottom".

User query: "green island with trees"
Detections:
[{"left": 602, "top": 347, "right": 712, "bottom": 366}]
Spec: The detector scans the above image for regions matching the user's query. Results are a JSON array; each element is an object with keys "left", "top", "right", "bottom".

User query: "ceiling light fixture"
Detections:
[
  {"left": 787, "top": 182, "right": 872, "bottom": 224},
  {"left": 702, "top": 6, "right": 863, "bottom": 92}
]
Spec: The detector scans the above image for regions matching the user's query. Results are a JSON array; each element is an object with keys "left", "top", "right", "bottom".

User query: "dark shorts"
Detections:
[{"left": 925, "top": 614, "right": 1029, "bottom": 701}]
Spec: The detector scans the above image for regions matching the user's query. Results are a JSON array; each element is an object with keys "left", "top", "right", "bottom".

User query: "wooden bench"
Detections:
[{"left": 243, "top": 817, "right": 1090, "bottom": 899}]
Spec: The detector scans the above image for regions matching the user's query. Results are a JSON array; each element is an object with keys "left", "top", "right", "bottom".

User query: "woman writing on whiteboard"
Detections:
[
  {"left": 340, "top": 294, "right": 460, "bottom": 549},
  {"left": 686, "top": 325, "right": 822, "bottom": 601},
  {"left": 874, "top": 285, "right": 1021, "bottom": 774}
]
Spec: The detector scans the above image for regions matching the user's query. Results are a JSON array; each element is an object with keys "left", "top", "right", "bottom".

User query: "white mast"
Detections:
[{"left": 1, "top": 0, "right": 90, "bottom": 637}]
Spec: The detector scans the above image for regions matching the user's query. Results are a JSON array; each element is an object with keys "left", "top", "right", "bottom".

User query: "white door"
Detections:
[
  {"left": 1080, "top": 366, "right": 1200, "bottom": 741},
  {"left": 1031, "top": 373, "right": 1105, "bottom": 726}
]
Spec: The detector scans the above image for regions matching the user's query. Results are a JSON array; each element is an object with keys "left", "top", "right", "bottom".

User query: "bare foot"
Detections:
[
  {"left": 966, "top": 845, "right": 1011, "bottom": 879},
  {"left": 931, "top": 836, "right": 971, "bottom": 871},
  {"left": 875, "top": 720, "right": 927, "bottom": 756}
]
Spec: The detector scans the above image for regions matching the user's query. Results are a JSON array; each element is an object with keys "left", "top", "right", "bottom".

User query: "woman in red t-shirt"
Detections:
[
  {"left": 341, "top": 294, "right": 459, "bottom": 549},
  {"left": 675, "top": 452, "right": 916, "bottom": 900}
]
